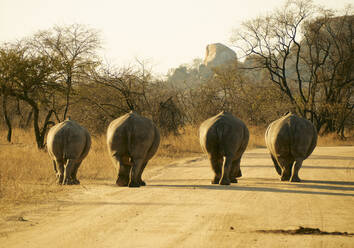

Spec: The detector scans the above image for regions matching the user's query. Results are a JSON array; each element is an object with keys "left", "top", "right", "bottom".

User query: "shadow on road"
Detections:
[
  {"left": 244, "top": 152, "right": 354, "bottom": 161},
  {"left": 253, "top": 180, "right": 354, "bottom": 192},
  {"left": 242, "top": 164, "right": 354, "bottom": 170},
  {"left": 147, "top": 183, "right": 354, "bottom": 197},
  {"left": 308, "top": 154, "right": 354, "bottom": 160},
  {"left": 302, "top": 179, "right": 354, "bottom": 186}
]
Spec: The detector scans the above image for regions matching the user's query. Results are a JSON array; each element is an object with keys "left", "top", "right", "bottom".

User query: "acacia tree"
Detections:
[
  {"left": 0, "top": 42, "right": 62, "bottom": 148},
  {"left": 232, "top": 0, "right": 353, "bottom": 135},
  {"left": 0, "top": 46, "right": 16, "bottom": 142},
  {"left": 29, "top": 24, "right": 101, "bottom": 121}
]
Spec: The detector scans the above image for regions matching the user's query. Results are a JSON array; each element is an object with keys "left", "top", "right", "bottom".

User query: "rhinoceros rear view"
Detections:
[
  {"left": 265, "top": 112, "right": 317, "bottom": 182},
  {"left": 47, "top": 119, "right": 91, "bottom": 185},
  {"left": 199, "top": 111, "right": 249, "bottom": 185},
  {"left": 107, "top": 112, "right": 160, "bottom": 187}
]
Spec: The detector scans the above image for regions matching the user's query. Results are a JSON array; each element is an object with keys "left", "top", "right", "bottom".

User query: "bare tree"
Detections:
[
  {"left": 232, "top": 0, "right": 353, "bottom": 135},
  {"left": 30, "top": 24, "right": 101, "bottom": 121}
]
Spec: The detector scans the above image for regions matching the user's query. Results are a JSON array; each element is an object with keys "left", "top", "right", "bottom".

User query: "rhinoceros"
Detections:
[
  {"left": 265, "top": 112, "right": 317, "bottom": 182},
  {"left": 107, "top": 111, "right": 160, "bottom": 187},
  {"left": 199, "top": 111, "right": 249, "bottom": 185},
  {"left": 47, "top": 118, "right": 91, "bottom": 185}
]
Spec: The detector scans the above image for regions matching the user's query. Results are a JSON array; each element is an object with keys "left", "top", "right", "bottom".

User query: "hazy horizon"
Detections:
[{"left": 1, "top": 0, "right": 351, "bottom": 75}]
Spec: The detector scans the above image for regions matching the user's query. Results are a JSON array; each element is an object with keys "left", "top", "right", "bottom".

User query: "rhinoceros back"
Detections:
[
  {"left": 107, "top": 112, "right": 159, "bottom": 160},
  {"left": 47, "top": 120, "right": 91, "bottom": 160}
]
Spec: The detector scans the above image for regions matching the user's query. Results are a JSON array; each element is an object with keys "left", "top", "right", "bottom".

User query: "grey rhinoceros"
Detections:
[
  {"left": 199, "top": 111, "right": 249, "bottom": 185},
  {"left": 47, "top": 118, "right": 91, "bottom": 185},
  {"left": 107, "top": 111, "right": 160, "bottom": 187},
  {"left": 265, "top": 112, "right": 317, "bottom": 182}
]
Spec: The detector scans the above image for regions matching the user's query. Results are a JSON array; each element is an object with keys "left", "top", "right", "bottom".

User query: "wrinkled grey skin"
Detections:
[
  {"left": 107, "top": 111, "right": 160, "bottom": 187},
  {"left": 199, "top": 111, "right": 249, "bottom": 185},
  {"left": 47, "top": 119, "right": 91, "bottom": 185},
  {"left": 265, "top": 112, "right": 317, "bottom": 182}
]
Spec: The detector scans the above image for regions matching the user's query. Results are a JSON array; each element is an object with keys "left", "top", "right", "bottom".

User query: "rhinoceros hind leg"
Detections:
[
  {"left": 280, "top": 168, "right": 291, "bottom": 181},
  {"left": 220, "top": 157, "right": 232, "bottom": 185},
  {"left": 128, "top": 158, "right": 144, "bottom": 188},
  {"left": 230, "top": 159, "right": 242, "bottom": 179},
  {"left": 211, "top": 175, "right": 221, "bottom": 184},
  {"left": 281, "top": 174, "right": 290, "bottom": 181},
  {"left": 63, "top": 159, "right": 77, "bottom": 185},
  {"left": 271, "top": 155, "right": 282, "bottom": 176},
  {"left": 235, "top": 170, "right": 242, "bottom": 178},
  {"left": 290, "top": 159, "right": 303, "bottom": 182},
  {"left": 138, "top": 161, "right": 148, "bottom": 186},
  {"left": 116, "top": 157, "right": 130, "bottom": 187},
  {"left": 71, "top": 161, "right": 82, "bottom": 185},
  {"left": 210, "top": 155, "right": 222, "bottom": 184},
  {"left": 55, "top": 159, "right": 64, "bottom": 185},
  {"left": 278, "top": 157, "right": 293, "bottom": 181}
]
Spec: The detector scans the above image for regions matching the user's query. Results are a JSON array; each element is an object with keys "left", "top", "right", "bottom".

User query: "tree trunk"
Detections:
[
  {"left": 2, "top": 94, "right": 12, "bottom": 142},
  {"left": 63, "top": 76, "right": 72, "bottom": 120},
  {"left": 31, "top": 107, "right": 54, "bottom": 149},
  {"left": 25, "top": 110, "right": 33, "bottom": 128},
  {"left": 31, "top": 106, "right": 43, "bottom": 149}
]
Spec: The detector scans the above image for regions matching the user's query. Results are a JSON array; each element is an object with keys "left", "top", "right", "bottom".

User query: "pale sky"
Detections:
[{"left": 0, "top": 0, "right": 351, "bottom": 75}]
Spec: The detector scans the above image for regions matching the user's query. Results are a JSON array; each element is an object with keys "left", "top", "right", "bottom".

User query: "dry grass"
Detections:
[
  {"left": 247, "top": 126, "right": 267, "bottom": 149},
  {"left": 317, "top": 131, "right": 354, "bottom": 146},
  {"left": 157, "top": 125, "right": 202, "bottom": 157},
  {"left": 0, "top": 125, "right": 353, "bottom": 211}
]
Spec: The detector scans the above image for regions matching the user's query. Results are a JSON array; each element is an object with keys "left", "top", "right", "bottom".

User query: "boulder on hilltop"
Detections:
[
  {"left": 203, "top": 43, "right": 237, "bottom": 69},
  {"left": 167, "top": 43, "right": 238, "bottom": 87}
]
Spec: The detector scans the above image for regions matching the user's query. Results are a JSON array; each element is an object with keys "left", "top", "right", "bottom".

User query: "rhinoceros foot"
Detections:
[
  {"left": 230, "top": 178, "right": 238, "bottom": 183},
  {"left": 72, "top": 179, "right": 80, "bottom": 185},
  {"left": 116, "top": 176, "right": 129, "bottom": 187},
  {"left": 290, "top": 176, "right": 301, "bottom": 182},
  {"left": 63, "top": 178, "right": 75, "bottom": 185},
  {"left": 139, "top": 180, "right": 146, "bottom": 186},
  {"left": 211, "top": 176, "right": 221, "bottom": 184},
  {"left": 219, "top": 178, "right": 231, "bottom": 185},
  {"left": 56, "top": 174, "right": 64, "bottom": 185},
  {"left": 235, "top": 170, "right": 242, "bottom": 178},
  {"left": 281, "top": 172, "right": 291, "bottom": 181},
  {"left": 128, "top": 181, "right": 141, "bottom": 187}
]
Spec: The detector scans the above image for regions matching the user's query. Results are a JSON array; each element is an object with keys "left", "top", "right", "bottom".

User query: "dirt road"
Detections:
[{"left": 1, "top": 146, "right": 353, "bottom": 247}]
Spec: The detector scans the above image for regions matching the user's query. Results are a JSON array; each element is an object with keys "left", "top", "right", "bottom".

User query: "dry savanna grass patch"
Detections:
[{"left": 0, "top": 126, "right": 353, "bottom": 213}]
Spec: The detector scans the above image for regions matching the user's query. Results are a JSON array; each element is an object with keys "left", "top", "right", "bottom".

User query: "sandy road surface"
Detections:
[{"left": 1, "top": 146, "right": 353, "bottom": 248}]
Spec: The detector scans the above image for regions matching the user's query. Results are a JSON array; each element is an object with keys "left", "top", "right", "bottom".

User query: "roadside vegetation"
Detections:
[
  {"left": 0, "top": 1, "right": 353, "bottom": 211},
  {"left": 0, "top": 126, "right": 352, "bottom": 211}
]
